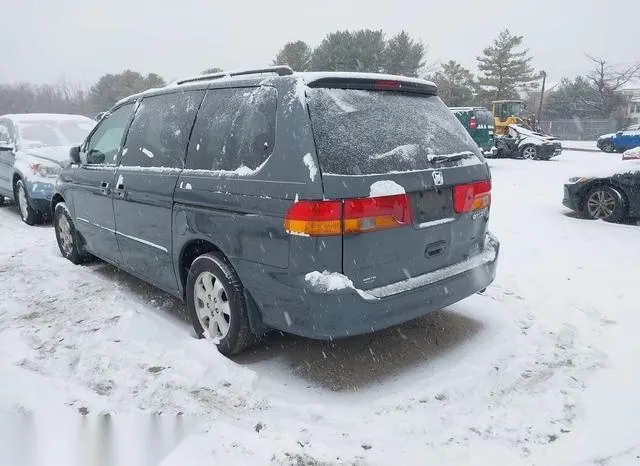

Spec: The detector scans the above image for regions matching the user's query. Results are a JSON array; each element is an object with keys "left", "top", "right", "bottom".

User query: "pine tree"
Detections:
[
  {"left": 273, "top": 41, "right": 312, "bottom": 71},
  {"left": 429, "top": 60, "right": 476, "bottom": 106},
  {"left": 476, "top": 29, "right": 535, "bottom": 102},
  {"left": 89, "top": 70, "right": 166, "bottom": 113},
  {"left": 383, "top": 31, "right": 425, "bottom": 77},
  {"left": 311, "top": 30, "right": 386, "bottom": 72}
]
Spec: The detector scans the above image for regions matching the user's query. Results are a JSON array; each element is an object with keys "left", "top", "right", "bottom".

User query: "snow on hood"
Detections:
[
  {"left": 598, "top": 133, "right": 616, "bottom": 140},
  {"left": 20, "top": 146, "right": 73, "bottom": 166},
  {"left": 572, "top": 159, "right": 640, "bottom": 179},
  {"left": 510, "top": 125, "right": 558, "bottom": 141}
]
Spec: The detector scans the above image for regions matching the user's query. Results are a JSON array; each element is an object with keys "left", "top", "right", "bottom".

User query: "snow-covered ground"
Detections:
[{"left": 1, "top": 151, "right": 639, "bottom": 465}]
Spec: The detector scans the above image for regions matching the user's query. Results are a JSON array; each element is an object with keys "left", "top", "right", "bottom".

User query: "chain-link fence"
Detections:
[{"left": 540, "top": 118, "right": 618, "bottom": 141}]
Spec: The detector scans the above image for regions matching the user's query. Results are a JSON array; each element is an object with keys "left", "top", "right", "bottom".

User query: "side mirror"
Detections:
[
  {"left": 95, "top": 112, "right": 106, "bottom": 122},
  {"left": 0, "top": 141, "right": 14, "bottom": 152},
  {"left": 69, "top": 145, "right": 81, "bottom": 164}
]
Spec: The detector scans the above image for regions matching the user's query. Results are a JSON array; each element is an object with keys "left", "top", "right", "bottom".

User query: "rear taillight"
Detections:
[
  {"left": 284, "top": 194, "right": 413, "bottom": 236},
  {"left": 284, "top": 200, "right": 342, "bottom": 236},
  {"left": 469, "top": 116, "right": 478, "bottom": 129},
  {"left": 453, "top": 180, "right": 491, "bottom": 213},
  {"left": 344, "top": 194, "right": 412, "bottom": 234}
]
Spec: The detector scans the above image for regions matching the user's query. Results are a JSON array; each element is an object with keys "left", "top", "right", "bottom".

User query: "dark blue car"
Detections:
[
  {"left": 51, "top": 67, "right": 500, "bottom": 355},
  {"left": 597, "top": 124, "right": 640, "bottom": 153}
]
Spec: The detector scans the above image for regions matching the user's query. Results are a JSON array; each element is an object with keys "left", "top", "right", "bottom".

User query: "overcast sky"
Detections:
[{"left": 3, "top": 0, "right": 638, "bottom": 87}]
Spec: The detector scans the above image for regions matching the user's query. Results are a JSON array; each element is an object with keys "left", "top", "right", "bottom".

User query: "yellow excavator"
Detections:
[{"left": 492, "top": 100, "right": 539, "bottom": 136}]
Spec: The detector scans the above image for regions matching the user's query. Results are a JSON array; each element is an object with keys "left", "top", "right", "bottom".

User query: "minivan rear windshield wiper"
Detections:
[{"left": 428, "top": 151, "right": 474, "bottom": 164}]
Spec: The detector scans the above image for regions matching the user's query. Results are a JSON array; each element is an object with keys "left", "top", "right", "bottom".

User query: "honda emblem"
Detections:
[{"left": 432, "top": 171, "right": 444, "bottom": 186}]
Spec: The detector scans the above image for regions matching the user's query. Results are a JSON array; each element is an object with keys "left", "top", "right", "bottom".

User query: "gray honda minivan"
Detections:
[{"left": 51, "top": 66, "right": 500, "bottom": 355}]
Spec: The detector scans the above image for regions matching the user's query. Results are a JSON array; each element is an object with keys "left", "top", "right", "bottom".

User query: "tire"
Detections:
[
  {"left": 54, "top": 202, "right": 89, "bottom": 264},
  {"left": 186, "top": 252, "right": 254, "bottom": 356},
  {"left": 601, "top": 141, "right": 614, "bottom": 153},
  {"left": 520, "top": 145, "right": 538, "bottom": 160},
  {"left": 583, "top": 185, "right": 626, "bottom": 223},
  {"left": 14, "top": 179, "right": 40, "bottom": 225}
]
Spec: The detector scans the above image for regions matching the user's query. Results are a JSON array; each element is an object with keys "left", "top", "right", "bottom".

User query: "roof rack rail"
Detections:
[{"left": 175, "top": 66, "right": 294, "bottom": 85}]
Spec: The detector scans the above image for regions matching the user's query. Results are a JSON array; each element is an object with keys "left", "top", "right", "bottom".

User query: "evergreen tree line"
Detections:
[{"left": 1, "top": 29, "right": 637, "bottom": 122}]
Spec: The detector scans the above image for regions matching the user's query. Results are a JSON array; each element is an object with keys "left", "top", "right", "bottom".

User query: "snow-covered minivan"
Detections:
[{"left": 51, "top": 67, "right": 500, "bottom": 355}]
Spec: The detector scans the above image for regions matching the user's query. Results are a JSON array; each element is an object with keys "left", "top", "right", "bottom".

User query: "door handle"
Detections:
[
  {"left": 114, "top": 182, "right": 127, "bottom": 198},
  {"left": 100, "top": 181, "right": 110, "bottom": 194}
]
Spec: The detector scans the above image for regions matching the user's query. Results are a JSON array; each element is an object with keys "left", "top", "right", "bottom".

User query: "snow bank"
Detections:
[{"left": 369, "top": 180, "right": 405, "bottom": 197}]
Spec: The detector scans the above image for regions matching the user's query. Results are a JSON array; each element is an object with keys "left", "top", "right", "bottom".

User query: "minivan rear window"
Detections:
[{"left": 307, "top": 88, "right": 481, "bottom": 176}]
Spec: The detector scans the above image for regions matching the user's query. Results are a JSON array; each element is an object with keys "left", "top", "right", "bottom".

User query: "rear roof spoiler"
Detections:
[{"left": 306, "top": 76, "right": 437, "bottom": 95}]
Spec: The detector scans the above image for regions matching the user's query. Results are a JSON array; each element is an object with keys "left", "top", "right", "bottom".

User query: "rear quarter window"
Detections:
[
  {"left": 186, "top": 86, "right": 277, "bottom": 172},
  {"left": 307, "top": 88, "right": 480, "bottom": 176}
]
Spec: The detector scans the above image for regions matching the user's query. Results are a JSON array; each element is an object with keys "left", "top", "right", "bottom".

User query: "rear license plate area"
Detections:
[{"left": 410, "top": 188, "right": 454, "bottom": 223}]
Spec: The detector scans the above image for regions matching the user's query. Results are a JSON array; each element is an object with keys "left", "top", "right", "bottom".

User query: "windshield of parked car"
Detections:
[
  {"left": 17, "top": 118, "right": 94, "bottom": 148},
  {"left": 307, "top": 88, "right": 481, "bottom": 175}
]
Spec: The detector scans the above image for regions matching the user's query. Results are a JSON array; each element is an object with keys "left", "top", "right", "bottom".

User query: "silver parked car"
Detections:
[{"left": 0, "top": 113, "right": 95, "bottom": 224}]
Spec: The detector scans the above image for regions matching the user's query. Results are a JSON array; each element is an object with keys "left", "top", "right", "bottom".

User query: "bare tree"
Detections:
[{"left": 583, "top": 55, "right": 640, "bottom": 118}]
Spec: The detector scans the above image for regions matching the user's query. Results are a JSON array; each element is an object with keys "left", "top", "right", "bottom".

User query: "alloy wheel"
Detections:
[
  {"left": 586, "top": 189, "right": 617, "bottom": 219},
  {"left": 194, "top": 271, "right": 231, "bottom": 339},
  {"left": 57, "top": 214, "right": 74, "bottom": 256}
]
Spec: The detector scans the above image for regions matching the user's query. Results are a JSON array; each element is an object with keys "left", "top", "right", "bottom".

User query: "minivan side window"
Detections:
[
  {"left": 186, "top": 86, "right": 277, "bottom": 172},
  {"left": 120, "top": 91, "right": 205, "bottom": 169},
  {"left": 84, "top": 103, "right": 135, "bottom": 165}
]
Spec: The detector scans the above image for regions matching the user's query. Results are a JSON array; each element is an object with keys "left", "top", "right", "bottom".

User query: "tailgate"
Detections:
[{"left": 324, "top": 164, "right": 491, "bottom": 290}]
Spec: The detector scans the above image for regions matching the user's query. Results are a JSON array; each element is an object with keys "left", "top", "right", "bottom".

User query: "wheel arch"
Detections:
[
  {"left": 580, "top": 180, "right": 629, "bottom": 216},
  {"left": 51, "top": 193, "right": 65, "bottom": 216},
  {"left": 178, "top": 239, "right": 268, "bottom": 335}
]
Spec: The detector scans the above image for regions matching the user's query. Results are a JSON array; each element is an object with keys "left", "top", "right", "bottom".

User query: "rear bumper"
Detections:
[
  {"left": 539, "top": 144, "right": 562, "bottom": 158},
  {"left": 241, "top": 232, "right": 500, "bottom": 339}
]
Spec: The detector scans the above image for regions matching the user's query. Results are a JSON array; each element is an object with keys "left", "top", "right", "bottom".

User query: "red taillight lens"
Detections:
[
  {"left": 343, "top": 194, "right": 413, "bottom": 234},
  {"left": 284, "top": 200, "right": 342, "bottom": 236},
  {"left": 453, "top": 180, "right": 491, "bottom": 214},
  {"left": 469, "top": 116, "right": 477, "bottom": 129},
  {"left": 375, "top": 80, "right": 402, "bottom": 90},
  {"left": 284, "top": 194, "right": 414, "bottom": 236}
]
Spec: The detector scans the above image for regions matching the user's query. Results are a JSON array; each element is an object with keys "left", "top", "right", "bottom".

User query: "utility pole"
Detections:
[{"left": 537, "top": 70, "right": 547, "bottom": 129}]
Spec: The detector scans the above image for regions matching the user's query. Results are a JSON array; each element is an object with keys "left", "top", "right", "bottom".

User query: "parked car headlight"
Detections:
[{"left": 30, "top": 163, "right": 61, "bottom": 178}]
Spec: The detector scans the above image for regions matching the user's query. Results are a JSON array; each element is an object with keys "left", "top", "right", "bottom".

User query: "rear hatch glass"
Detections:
[{"left": 307, "top": 88, "right": 482, "bottom": 176}]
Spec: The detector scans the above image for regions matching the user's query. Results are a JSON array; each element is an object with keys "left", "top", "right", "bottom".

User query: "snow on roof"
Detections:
[
  {"left": 114, "top": 86, "right": 167, "bottom": 107},
  {"left": 2, "top": 113, "right": 93, "bottom": 123},
  {"left": 297, "top": 72, "right": 436, "bottom": 88}
]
